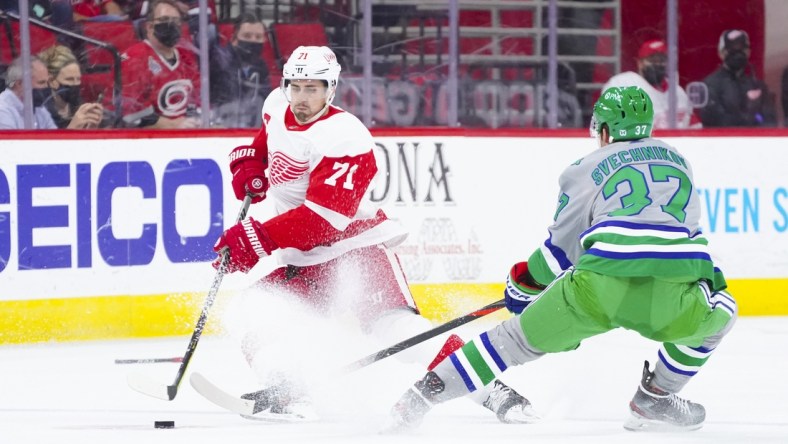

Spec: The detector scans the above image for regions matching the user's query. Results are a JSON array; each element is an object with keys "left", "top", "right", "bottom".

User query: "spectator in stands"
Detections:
[
  {"left": 136, "top": 0, "right": 219, "bottom": 46},
  {"left": 47, "top": 0, "right": 158, "bottom": 29},
  {"left": 47, "top": 0, "right": 127, "bottom": 47},
  {"left": 603, "top": 39, "right": 700, "bottom": 129},
  {"left": 138, "top": 0, "right": 213, "bottom": 18},
  {"left": 209, "top": 12, "right": 271, "bottom": 128},
  {"left": 38, "top": 45, "right": 105, "bottom": 128},
  {"left": 119, "top": 0, "right": 200, "bottom": 128},
  {"left": 118, "top": 0, "right": 151, "bottom": 20},
  {"left": 65, "top": 0, "right": 127, "bottom": 21},
  {"left": 700, "top": 29, "right": 776, "bottom": 127},
  {"left": 0, "top": 56, "right": 58, "bottom": 129},
  {"left": 0, "top": 0, "right": 53, "bottom": 21}
]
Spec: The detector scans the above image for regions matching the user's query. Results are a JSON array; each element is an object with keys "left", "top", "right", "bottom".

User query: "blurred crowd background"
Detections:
[{"left": 0, "top": 0, "right": 784, "bottom": 130}]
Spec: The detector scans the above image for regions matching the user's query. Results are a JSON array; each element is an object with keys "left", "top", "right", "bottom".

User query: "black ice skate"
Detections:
[
  {"left": 240, "top": 382, "right": 317, "bottom": 422},
  {"left": 482, "top": 380, "right": 540, "bottom": 424},
  {"left": 385, "top": 371, "right": 446, "bottom": 432},
  {"left": 625, "top": 360, "right": 705, "bottom": 432}
]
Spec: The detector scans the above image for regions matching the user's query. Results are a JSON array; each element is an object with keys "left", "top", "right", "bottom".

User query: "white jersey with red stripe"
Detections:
[
  {"left": 253, "top": 88, "right": 407, "bottom": 266},
  {"left": 602, "top": 71, "right": 701, "bottom": 129}
]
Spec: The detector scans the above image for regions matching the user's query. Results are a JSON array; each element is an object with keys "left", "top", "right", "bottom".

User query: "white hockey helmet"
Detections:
[{"left": 281, "top": 45, "right": 342, "bottom": 105}]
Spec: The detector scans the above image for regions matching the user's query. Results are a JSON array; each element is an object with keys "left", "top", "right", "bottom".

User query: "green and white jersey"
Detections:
[{"left": 528, "top": 137, "right": 726, "bottom": 290}]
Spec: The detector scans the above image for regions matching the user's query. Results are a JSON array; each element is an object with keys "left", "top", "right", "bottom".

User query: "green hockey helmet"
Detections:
[{"left": 591, "top": 86, "right": 654, "bottom": 142}]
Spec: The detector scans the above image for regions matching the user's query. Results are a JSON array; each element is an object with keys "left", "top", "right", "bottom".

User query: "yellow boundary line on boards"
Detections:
[{"left": 0, "top": 279, "right": 785, "bottom": 345}]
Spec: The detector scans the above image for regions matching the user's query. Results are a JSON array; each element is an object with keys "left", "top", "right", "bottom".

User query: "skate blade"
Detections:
[
  {"left": 379, "top": 416, "right": 419, "bottom": 435},
  {"left": 500, "top": 404, "right": 542, "bottom": 424},
  {"left": 241, "top": 410, "right": 319, "bottom": 424},
  {"left": 624, "top": 411, "right": 703, "bottom": 432}
]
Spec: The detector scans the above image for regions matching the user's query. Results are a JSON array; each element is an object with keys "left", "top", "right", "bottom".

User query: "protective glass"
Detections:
[{"left": 281, "top": 80, "right": 331, "bottom": 104}]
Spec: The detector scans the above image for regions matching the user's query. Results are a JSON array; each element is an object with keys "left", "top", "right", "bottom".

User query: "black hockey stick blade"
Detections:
[
  {"left": 341, "top": 298, "right": 506, "bottom": 373},
  {"left": 127, "top": 194, "right": 252, "bottom": 401}
]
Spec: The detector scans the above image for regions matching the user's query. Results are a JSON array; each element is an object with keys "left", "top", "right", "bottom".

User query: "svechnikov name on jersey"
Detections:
[{"left": 588, "top": 145, "right": 689, "bottom": 185}]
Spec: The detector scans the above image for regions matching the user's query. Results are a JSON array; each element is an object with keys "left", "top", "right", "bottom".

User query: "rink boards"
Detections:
[{"left": 1, "top": 130, "right": 786, "bottom": 343}]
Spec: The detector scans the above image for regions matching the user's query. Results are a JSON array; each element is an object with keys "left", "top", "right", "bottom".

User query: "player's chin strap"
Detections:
[{"left": 294, "top": 105, "right": 330, "bottom": 126}]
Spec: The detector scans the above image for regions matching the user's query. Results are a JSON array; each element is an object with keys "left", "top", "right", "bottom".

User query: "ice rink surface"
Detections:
[{"left": 2, "top": 315, "right": 787, "bottom": 444}]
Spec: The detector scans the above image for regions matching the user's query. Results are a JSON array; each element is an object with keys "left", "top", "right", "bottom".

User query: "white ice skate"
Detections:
[
  {"left": 482, "top": 380, "right": 541, "bottom": 424},
  {"left": 624, "top": 361, "right": 705, "bottom": 432}
]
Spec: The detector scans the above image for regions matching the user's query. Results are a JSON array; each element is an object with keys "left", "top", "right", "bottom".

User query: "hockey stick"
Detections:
[
  {"left": 341, "top": 298, "right": 506, "bottom": 372},
  {"left": 128, "top": 194, "right": 253, "bottom": 401},
  {"left": 190, "top": 298, "right": 506, "bottom": 415},
  {"left": 115, "top": 357, "right": 183, "bottom": 365}
]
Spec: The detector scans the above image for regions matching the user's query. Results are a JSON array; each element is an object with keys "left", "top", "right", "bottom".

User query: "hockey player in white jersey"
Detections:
[
  {"left": 603, "top": 39, "right": 701, "bottom": 129},
  {"left": 211, "top": 45, "right": 535, "bottom": 423},
  {"left": 388, "top": 86, "right": 737, "bottom": 432}
]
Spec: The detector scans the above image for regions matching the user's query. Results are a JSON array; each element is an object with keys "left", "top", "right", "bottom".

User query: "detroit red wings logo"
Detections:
[{"left": 269, "top": 151, "right": 309, "bottom": 186}]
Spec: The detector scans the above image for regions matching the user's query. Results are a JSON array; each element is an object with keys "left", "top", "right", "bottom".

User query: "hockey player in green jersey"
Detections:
[{"left": 387, "top": 86, "right": 737, "bottom": 432}]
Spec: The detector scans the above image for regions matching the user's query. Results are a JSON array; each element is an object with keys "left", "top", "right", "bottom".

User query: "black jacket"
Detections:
[
  {"left": 209, "top": 43, "right": 271, "bottom": 128},
  {"left": 700, "top": 65, "right": 776, "bottom": 127}
]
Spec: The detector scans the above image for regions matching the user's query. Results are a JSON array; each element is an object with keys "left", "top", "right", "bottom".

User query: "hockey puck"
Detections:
[{"left": 154, "top": 420, "right": 175, "bottom": 429}]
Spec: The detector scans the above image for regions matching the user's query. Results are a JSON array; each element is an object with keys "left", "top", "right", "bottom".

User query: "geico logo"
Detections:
[{"left": 0, "top": 159, "right": 223, "bottom": 273}]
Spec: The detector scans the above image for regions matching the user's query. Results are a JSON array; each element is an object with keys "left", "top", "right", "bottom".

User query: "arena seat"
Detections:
[
  {"left": 269, "top": 22, "right": 329, "bottom": 68},
  {"left": 0, "top": 21, "right": 56, "bottom": 64},
  {"left": 81, "top": 21, "right": 137, "bottom": 66},
  {"left": 216, "top": 22, "right": 233, "bottom": 46}
]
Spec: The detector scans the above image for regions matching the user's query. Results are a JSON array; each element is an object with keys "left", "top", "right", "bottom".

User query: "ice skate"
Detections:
[
  {"left": 239, "top": 383, "right": 318, "bottom": 423},
  {"left": 427, "top": 334, "right": 538, "bottom": 424},
  {"left": 624, "top": 361, "right": 705, "bottom": 432},
  {"left": 384, "top": 371, "right": 445, "bottom": 432},
  {"left": 482, "top": 380, "right": 540, "bottom": 424}
]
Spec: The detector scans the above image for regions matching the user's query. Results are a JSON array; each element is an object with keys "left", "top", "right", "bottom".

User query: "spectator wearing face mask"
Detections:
[
  {"left": 700, "top": 29, "right": 776, "bottom": 127},
  {"left": 0, "top": 56, "right": 58, "bottom": 129},
  {"left": 208, "top": 12, "right": 272, "bottom": 128},
  {"left": 119, "top": 0, "right": 201, "bottom": 128},
  {"left": 38, "top": 45, "right": 105, "bottom": 129},
  {"left": 602, "top": 39, "right": 700, "bottom": 129}
]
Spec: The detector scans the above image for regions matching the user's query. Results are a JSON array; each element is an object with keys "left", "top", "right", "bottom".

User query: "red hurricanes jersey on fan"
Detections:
[
  {"left": 120, "top": 41, "right": 200, "bottom": 123},
  {"left": 248, "top": 89, "right": 407, "bottom": 266}
]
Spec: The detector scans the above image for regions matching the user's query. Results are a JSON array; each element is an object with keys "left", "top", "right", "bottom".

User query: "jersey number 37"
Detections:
[
  {"left": 554, "top": 164, "right": 692, "bottom": 224},
  {"left": 603, "top": 164, "right": 691, "bottom": 223}
]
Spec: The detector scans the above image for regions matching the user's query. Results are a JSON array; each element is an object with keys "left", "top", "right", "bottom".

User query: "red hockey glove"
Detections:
[
  {"left": 229, "top": 145, "right": 268, "bottom": 204},
  {"left": 213, "top": 217, "right": 277, "bottom": 273},
  {"left": 504, "top": 261, "right": 547, "bottom": 314}
]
